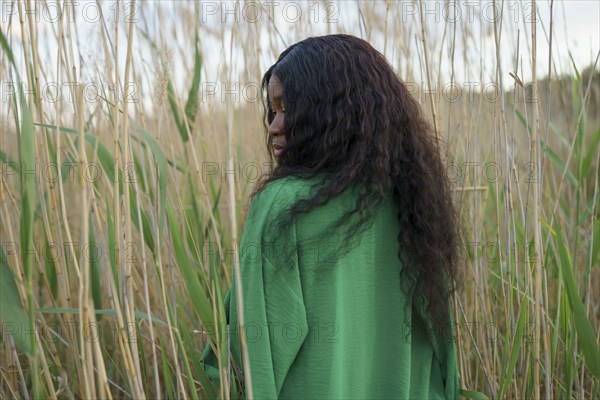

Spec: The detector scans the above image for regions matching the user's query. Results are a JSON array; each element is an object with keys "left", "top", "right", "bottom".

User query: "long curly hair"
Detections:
[{"left": 252, "top": 34, "right": 461, "bottom": 336}]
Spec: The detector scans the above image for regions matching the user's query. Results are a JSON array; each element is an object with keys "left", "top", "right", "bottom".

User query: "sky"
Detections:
[
  {"left": 2, "top": 0, "right": 599, "bottom": 109},
  {"left": 196, "top": 0, "right": 600, "bottom": 81}
]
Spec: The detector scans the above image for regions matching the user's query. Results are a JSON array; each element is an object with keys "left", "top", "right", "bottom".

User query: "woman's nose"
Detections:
[{"left": 268, "top": 115, "right": 284, "bottom": 136}]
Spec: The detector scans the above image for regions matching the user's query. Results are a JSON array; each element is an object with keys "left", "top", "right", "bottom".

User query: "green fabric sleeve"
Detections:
[
  {"left": 202, "top": 178, "right": 309, "bottom": 399},
  {"left": 237, "top": 179, "right": 308, "bottom": 399}
]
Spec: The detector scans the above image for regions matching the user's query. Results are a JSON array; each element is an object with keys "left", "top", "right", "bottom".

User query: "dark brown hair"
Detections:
[{"left": 253, "top": 34, "right": 460, "bottom": 335}]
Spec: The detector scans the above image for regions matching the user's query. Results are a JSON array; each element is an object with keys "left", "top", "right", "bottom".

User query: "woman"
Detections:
[{"left": 202, "top": 34, "right": 461, "bottom": 399}]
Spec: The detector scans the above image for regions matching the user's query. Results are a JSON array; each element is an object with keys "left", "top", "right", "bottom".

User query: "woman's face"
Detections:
[{"left": 267, "top": 74, "right": 286, "bottom": 158}]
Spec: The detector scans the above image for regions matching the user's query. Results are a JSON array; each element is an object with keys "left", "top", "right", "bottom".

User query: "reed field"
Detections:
[{"left": 0, "top": 0, "right": 599, "bottom": 399}]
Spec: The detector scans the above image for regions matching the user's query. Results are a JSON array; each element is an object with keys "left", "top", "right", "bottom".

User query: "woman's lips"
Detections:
[{"left": 272, "top": 143, "right": 284, "bottom": 157}]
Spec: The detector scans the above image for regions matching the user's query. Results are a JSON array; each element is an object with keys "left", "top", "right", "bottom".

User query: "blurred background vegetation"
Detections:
[{"left": 0, "top": 1, "right": 598, "bottom": 398}]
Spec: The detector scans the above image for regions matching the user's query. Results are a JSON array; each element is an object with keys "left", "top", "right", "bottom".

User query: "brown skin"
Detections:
[{"left": 267, "top": 75, "right": 286, "bottom": 158}]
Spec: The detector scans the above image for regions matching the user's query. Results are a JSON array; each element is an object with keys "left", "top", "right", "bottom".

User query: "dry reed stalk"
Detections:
[
  {"left": 90, "top": 206, "right": 112, "bottom": 400},
  {"left": 120, "top": 1, "right": 145, "bottom": 396},
  {"left": 50, "top": 2, "right": 79, "bottom": 388},
  {"left": 25, "top": 13, "right": 64, "bottom": 393},
  {"left": 105, "top": 2, "right": 144, "bottom": 397},
  {"left": 128, "top": 52, "right": 162, "bottom": 398},
  {"left": 227, "top": 24, "right": 251, "bottom": 400},
  {"left": 75, "top": 83, "right": 94, "bottom": 398},
  {"left": 530, "top": 1, "right": 543, "bottom": 395},
  {"left": 153, "top": 68, "right": 187, "bottom": 397},
  {"left": 17, "top": 1, "right": 57, "bottom": 397},
  {"left": 418, "top": 0, "right": 439, "bottom": 144}
]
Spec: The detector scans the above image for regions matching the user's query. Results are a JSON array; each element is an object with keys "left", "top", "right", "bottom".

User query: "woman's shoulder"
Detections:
[
  {"left": 254, "top": 174, "right": 323, "bottom": 207},
  {"left": 242, "top": 175, "right": 322, "bottom": 243}
]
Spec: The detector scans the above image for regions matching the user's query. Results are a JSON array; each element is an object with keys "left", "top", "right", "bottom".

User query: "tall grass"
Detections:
[{"left": 1, "top": 1, "right": 599, "bottom": 398}]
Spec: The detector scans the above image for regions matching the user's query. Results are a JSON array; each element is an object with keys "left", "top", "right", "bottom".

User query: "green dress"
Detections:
[{"left": 201, "top": 176, "right": 459, "bottom": 399}]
